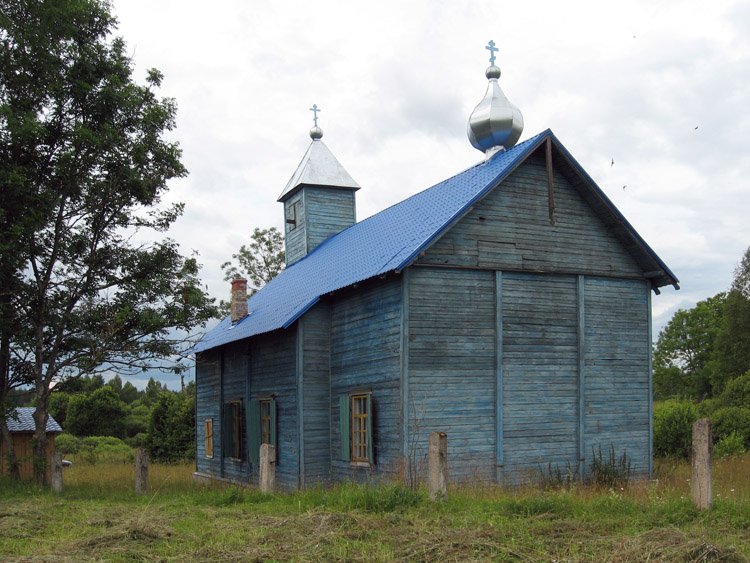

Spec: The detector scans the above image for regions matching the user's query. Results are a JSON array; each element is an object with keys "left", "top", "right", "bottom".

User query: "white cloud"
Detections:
[{"left": 109, "top": 0, "right": 750, "bottom": 385}]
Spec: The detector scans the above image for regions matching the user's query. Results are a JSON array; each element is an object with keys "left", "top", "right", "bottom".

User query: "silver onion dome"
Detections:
[{"left": 467, "top": 41, "right": 524, "bottom": 156}]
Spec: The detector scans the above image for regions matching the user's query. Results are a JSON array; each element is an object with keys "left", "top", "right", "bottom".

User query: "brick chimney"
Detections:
[{"left": 230, "top": 278, "right": 248, "bottom": 323}]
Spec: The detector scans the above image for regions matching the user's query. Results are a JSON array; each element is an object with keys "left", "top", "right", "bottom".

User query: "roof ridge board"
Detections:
[{"left": 547, "top": 131, "right": 679, "bottom": 288}]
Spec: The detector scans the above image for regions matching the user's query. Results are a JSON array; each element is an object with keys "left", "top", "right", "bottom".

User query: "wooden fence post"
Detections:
[
  {"left": 135, "top": 448, "right": 149, "bottom": 495},
  {"left": 259, "top": 443, "right": 276, "bottom": 493},
  {"left": 691, "top": 418, "right": 712, "bottom": 510},
  {"left": 50, "top": 451, "right": 63, "bottom": 493},
  {"left": 427, "top": 431, "right": 447, "bottom": 501}
]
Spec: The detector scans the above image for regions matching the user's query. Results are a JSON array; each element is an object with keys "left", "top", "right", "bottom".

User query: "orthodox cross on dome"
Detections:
[
  {"left": 485, "top": 40, "right": 498, "bottom": 65},
  {"left": 310, "top": 104, "right": 321, "bottom": 127}
]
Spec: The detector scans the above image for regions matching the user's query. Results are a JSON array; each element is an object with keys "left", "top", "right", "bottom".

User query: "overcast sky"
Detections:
[{"left": 109, "top": 0, "right": 749, "bottom": 388}]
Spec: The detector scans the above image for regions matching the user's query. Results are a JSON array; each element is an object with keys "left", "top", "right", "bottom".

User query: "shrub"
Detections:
[
  {"left": 55, "top": 433, "right": 80, "bottom": 455},
  {"left": 537, "top": 462, "right": 579, "bottom": 490},
  {"left": 713, "top": 432, "right": 746, "bottom": 458},
  {"left": 590, "top": 445, "right": 632, "bottom": 487},
  {"left": 653, "top": 400, "right": 698, "bottom": 458},
  {"left": 79, "top": 436, "right": 133, "bottom": 464},
  {"left": 719, "top": 370, "right": 750, "bottom": 408},
  {"left": 696, "top": 397, "right": 721, "bottom": 418},
  {"left": 710, "top": 407, "right": 750, "bottom": 448}
]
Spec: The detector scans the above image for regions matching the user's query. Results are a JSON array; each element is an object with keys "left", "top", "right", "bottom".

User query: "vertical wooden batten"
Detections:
[
  {"left": 495, "top": 271, "right": 504, "bottom": 475},
  {"left": 647, "top": 288, "right": 654, "bottom": 477},
  {"left": 400, "top": 269, "right": 411, "bottom": 462},
  {"left": 296, "top": 320, "right": 305, "bottom": 489},
  {"left": 219, "top": 347, "right": 225, "bottom": 478},
  {"left": 545, "top": 138, "right": 556, "bottom": 225},
  {"left": 577, "top": 275, "right": 586, "bottom": 478}
]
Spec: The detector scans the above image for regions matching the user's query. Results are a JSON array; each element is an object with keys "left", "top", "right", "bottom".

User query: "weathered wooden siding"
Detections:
[
  {"left": 500, "top": 272, "right": 580, "bottom": 483},
  {"left": 301, "top": 302, "right": 332, "bottom": 485},
  {"left": 417, "top": 151, "right": 642, "bottom": 279},
  {"left": 195, "top": 348, "right": 222, "bottom": 477},
  {"left": 0, "top": 433, "right": 56, "bottom": 480},
  {"left": 222, "top": 340, "right": 250, "bottom": 482},
  {"left": 305, "top": 187, "right": 355, "bottom": 254},
  {"left": 285, "top": 188, "right": 356, "bottom": 266},
  {"left": 249, "top": 328, "right": 299, "bottom": 489},
  {"left": 407, "top": 267, "right": 497, "bottom": 481},
  {"left": 284, "top": 192, "right": 306, "bottom": 266},
  {"left": 330, "top": 277, "right": 402, "bottom": 481},
  {"left": 583, "top": 277, "right": 650, "bottom": 474}
]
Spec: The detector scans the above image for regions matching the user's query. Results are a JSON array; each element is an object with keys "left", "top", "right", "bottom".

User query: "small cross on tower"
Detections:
[
  {"left": 485, "top": 40, "right": 498, "bottom": 66},
  {"left": 310, "top": 104, "right": 321, "bottom": 127}
]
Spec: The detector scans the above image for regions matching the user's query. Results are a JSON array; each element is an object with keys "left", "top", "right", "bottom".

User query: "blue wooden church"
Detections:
[{"left": 192, "top": 45, "right": 678, "bottom": 488}]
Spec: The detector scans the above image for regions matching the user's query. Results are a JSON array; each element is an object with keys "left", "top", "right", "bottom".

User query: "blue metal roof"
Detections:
[
  {"left": 192, "top": 128, "right": 677, "bottom": 354},
  {"left": 193, "top": 130, "right": 549, "bottom": 354},
  {"left": 7, "top": 407, "right": 63, "bottom": 433}
]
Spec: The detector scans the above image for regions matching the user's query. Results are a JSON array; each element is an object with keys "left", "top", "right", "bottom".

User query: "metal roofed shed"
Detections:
[{"left": 1, "top": 407, "right": 63, "bottom": 480}]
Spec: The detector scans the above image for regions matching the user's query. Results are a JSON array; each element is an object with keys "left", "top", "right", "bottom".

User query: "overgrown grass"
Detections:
[{"left": 1, "top": 455, "right": 749, "bottom": 561}]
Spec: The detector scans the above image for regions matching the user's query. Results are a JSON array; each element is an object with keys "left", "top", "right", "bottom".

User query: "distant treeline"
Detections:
[
  {"left": 23, "top": 374, "right": 195, "bottom": 462},
  {"left": 653, "top": 246, "right": 750, "bottom": 458}
]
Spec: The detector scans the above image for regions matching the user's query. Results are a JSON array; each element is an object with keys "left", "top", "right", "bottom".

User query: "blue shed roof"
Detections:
[
  {"left": 7, "top": 407, "right": 63, "bottom": 433},
  {"left": 192, "top": 129, "right": 677, "bottom": 354}
]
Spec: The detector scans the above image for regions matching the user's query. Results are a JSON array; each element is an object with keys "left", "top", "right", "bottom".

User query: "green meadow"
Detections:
[{"left": 1, "top": 455, "right": 749, "bottom": 562}]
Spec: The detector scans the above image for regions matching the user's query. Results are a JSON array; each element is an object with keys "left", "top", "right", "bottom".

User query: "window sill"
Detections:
[{"left": 349, "top": 461, "right": 372, "bottom": 468}]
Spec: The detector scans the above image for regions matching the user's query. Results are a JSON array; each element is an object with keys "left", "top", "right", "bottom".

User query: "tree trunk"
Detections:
[
  {"left": 0, "top": 418, "right": 19, "bottom": 480},
  {"left": 32, "top": 399, "right": 50, "bottom": 486},
  {"left": 0, "top": 332, "right": 19, "bottom": 480}
]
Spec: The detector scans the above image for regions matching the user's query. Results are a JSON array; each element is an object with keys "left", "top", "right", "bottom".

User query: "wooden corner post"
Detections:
[
  {"left": 50, "top": 451, "right": 63, "bottom": 493},
  {"left": 135, "top": 448, "right": 149, "bottom": 495},
  {"left": 691, "top": 418, "right": 712, "bottom": 510},
  {"left": 259, "top": 443, "right": 276, "bottom": 493},
  {"left": 427, "top": 432, "right": 448, "bottom": 501}
]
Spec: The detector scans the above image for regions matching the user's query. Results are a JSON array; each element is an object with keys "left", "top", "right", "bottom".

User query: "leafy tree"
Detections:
[
  {"left": 711, "top": 246, "right": 750, "bottom": 392},
  {"left": 144, "top": 377, "right": 167, "bottom": 405},
  {"left": 221, "top": 227, "right": 285, "bottom": 294},
  {"left": 148, "top": 391, "right": 195, "bottom": 462},
  {"left": 653, "top": 293, "right": 726, "bottom": 400},
  {"left": 66, "top": 387, "right": 127, "bottom": 438},
  {"left": 47, "top": 392, "right": 71, "bottom": 428},
  {"left": 120, "top": 381, "right": 140, "bottom": 404},
  {"left": 106, "top": 375, "right": 123, "bottom": 396},
  {"left": 0, "top": 0, "right": 216, "bottom": 484}
]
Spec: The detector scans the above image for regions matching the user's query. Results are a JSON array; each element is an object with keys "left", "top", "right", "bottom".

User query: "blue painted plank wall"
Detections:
[
  {"left": 407, "top": 266, "right": 497, "bottom": 482},
  {"left": 195, "top": 349, "right": 221, "bottom": 477},
  {"left": 417, "top": 151, "right": 642, "bottom": 278},
  {"left": 330, "top": 276, "right": 402, "bottom": 481},
  {"left": 249, "top": 328, "right": 299, "bottom": 489},
  {"left": 305, "top": 187, "right": 355, "bottom": 255},
  {"left": 583, "top": 277, "right": 650, "bottom": 474},
  {"left": 222, "top": 340, "right": 251, "bottom": 482},
  {"left": 301, "top": 302, "right": 332, "bottom": 485},
  {"left": 284, "top": 192, "right": 306, "bottom": 266},
  {"left": 500, "top": 272, "right": 579, "bottom": 483}
]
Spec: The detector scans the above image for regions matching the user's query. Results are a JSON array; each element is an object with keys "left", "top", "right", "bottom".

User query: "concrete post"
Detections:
[
  {"left": 135, "top": 448, "right": 149, "bottom": 495},
  {"left": 691, "top": 418, "right": 712, "bottom": 510},
  {"left": 50, "top": 451, "right": 63, "bottom": 493},
  {"left": 427, "top": 431, "right": 448, "bottom": 501},
  {"left": 259, "top": 443, "right": 276, "bottom": 493}
]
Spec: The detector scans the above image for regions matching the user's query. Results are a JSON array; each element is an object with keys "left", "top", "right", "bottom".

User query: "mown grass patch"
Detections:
[{"left": 1, "top": 456, "right": 749, "bottom": 561}]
